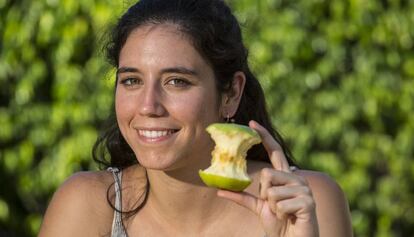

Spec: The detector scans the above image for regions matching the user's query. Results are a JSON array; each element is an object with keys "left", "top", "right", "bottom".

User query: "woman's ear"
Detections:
[{"left": 220, "top": 71, "right": 246, "bottom": 118}]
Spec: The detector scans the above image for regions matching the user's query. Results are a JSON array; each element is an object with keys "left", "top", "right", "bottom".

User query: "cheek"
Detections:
[
  {"left": 115, "top": 90, "right": 124, "bottom": 119},
  {"left": 115, "top": 89, "right": 135, "bottom": 125},
  {"left": 168, "top": 90, "right": 220, "bottom": 123}
]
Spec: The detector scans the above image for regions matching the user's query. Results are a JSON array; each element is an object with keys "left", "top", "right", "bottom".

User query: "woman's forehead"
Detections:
[
  {"left": 124, "top": 23, "right": 193, "bottom": 53},
  {"left": 118, "top": 24, "right": 214, "bottom": 79}
]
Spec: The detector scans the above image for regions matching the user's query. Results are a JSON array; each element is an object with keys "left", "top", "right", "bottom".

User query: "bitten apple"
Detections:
[{"left": 199, "top": 123, "right": 261, "bottom": 191}]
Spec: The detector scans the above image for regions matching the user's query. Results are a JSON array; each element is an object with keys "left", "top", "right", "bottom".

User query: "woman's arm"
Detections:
[{"left": 38, "top": 172, "right": 113, "bottom": 237}]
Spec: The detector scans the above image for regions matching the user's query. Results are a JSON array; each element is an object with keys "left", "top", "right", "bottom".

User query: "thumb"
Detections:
[{"left": 217, "top": 190, "right": 259, "bottom": 214}]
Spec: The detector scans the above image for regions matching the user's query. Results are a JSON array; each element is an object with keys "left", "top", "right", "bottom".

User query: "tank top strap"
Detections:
[
  {"left": 289, "top": 166, "right": 299, "bottom": 172},
  {"left": 107, "top": 167, "right": 128, "bottom": 237}
]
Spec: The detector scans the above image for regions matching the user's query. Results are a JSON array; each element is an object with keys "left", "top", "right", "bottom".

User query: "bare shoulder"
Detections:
[
  {"left": 38, "top": 170, "right": 115, "bottom": 237},
  {"left": 247, "top": 162, "right": 353, "bottom": 237},
  {"left": 295, "top": 170, "right": 353, "bottom": 237},
  {"left": 294, "top": 170, "right": 349, "bottom": 210},
  {"left": 247, "top": 161, "right": 347, "bottom": 201},
  {"left": 295, "top": 169, "right": 345, "bottom": 197}
]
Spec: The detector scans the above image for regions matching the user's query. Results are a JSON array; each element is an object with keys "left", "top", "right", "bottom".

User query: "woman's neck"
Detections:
[{"left": 143, "top": 166, "right": 233, "bottom": 234}]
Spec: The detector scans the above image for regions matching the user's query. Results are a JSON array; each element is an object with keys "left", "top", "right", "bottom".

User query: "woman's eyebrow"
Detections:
[
  {"left": 161, "top": 67, "right": 198, "bottom": 76},
  {"left": 117, "top": 67, "right": 140, "bottom": 75},
  {"left": 117, "top": 66, "right": 199, "bottom": 76}
]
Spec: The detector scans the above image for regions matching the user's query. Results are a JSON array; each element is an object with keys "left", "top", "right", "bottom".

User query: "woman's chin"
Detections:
[
  {"left": 136, "top": 155, "right": 183, "bottom": 171},
  {"left": 138, "top": 157, "right": 204, "bottom": 178}
]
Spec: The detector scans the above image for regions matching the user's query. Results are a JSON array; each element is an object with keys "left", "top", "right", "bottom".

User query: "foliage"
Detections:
[
  {"left": 0, "top": 0, "right": 125, "bottom": 235},
  {"left": 229, "top": 0, "right": 414, "bottom": 236},
  {"left": 1, "top": 0, "right": 413, "bottom": 236}
]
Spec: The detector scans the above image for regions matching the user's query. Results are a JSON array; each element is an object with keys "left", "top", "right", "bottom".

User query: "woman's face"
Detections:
[{"left": 116, "top": 24, "right": 221, "bottom": 171}]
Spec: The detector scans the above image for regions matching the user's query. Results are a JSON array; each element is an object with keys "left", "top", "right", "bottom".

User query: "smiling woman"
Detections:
[
  {"left": 115, "top": 24, "right": 222, "bottom": 171},
  {"left": 38, "top": 0, "right": 352, "bottom": 237}
]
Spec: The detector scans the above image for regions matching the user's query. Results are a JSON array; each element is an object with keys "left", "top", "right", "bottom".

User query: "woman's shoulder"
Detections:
[
  {"left": 65, "top": 169, "right": 115, "bottom": 188},
  {"left": 247, "top": 160, "right": 353, "bottom": 236},
  {"left": 55, "top": 169, "right": 115, "bottom": 205},
  {"left": 293, "top": 169, "right": 353, "bottom": 236},
  {"left": 39, "top": 169, "right": 115, "bottom": 237},
  {"left": 247, "top": 160, "right": 348, "bottom": 200}
]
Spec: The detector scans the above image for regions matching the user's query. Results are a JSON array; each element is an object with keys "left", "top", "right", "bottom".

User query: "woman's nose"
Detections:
[{"left": 138, "top": 84, "right": 166, "bottom": 117}]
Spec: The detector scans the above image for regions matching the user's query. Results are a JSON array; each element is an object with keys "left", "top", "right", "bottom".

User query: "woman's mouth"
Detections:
[{"left": 137, "top": 129, "right": 179, "bottom": 143}]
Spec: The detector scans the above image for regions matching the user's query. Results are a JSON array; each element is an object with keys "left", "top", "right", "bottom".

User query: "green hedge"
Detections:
[{"left": 1, "top": 0, "right": 413, "bottom": 236}]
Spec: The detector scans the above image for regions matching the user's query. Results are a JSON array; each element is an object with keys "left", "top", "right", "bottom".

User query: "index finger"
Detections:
[{"left": 249, "top": 120, "right": 290, "bottom": 172}]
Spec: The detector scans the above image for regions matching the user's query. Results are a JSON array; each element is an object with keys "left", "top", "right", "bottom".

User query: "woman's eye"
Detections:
[
  {"left": 166, "top": 78, "right": 190, "bottom": 87},
  {"left": 120, "top": 78, "right": 141, "bottom": 86}
]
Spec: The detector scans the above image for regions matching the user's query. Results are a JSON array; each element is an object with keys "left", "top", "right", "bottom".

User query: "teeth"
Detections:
[{"left": 139, "top": 130, "right": 174, "bottom": 138}]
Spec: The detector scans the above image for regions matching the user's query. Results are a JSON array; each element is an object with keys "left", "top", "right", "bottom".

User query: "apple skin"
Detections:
[
  {"left": 199, "top": 170, "right": 252, "bottom": 192},
  {"left": 199, "top": 123, "right": 261, "bottom": 192}
]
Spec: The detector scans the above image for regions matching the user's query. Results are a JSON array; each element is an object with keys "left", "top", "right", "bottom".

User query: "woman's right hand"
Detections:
[{"left": 218, "top": 120, "right": 319, "bottom": 237}]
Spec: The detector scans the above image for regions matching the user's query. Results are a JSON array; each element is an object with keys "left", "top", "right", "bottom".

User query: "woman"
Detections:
[{"left": 39, "top": 0, "right": 352, "bottom": 236}]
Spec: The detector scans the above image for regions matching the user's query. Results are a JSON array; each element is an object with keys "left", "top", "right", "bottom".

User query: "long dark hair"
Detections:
[{"left": 92, "top": 0, "right": 296, "bottom": 226}]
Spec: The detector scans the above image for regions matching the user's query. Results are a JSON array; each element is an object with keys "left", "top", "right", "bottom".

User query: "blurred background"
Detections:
[{"left": 0, "top": 0, "right": 413, "bottom": 236}]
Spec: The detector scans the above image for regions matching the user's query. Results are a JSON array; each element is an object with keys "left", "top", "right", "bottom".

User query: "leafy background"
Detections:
[{"left": 0, "top": 0, "right": 413, "bottom": 236}]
